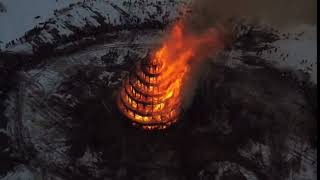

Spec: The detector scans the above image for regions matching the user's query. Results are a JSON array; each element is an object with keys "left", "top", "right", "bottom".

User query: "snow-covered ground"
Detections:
[
  {"left": 0, "top": 165, "right": 34, "bottom": 180},
  {"left": 260, "top": 24, "right": 317, "bottom": 84},
  {"left": 0, "top": 1, "right": 316, "bottom": 179},
  {"left": 0, "top": 0, "right": 81, "bottom": 47}
]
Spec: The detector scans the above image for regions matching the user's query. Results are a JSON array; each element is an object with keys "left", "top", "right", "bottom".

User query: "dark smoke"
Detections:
[
  {"left": 185, "top": 0, "right": 316, "bottom": 32},
  {"left": 179, "top": 0, "right": 316, "bottom": 110}
]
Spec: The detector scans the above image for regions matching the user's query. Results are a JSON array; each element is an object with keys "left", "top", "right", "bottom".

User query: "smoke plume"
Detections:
[
  {"left": 178, "top": 0, "right": 316, "bottom": 110},
  {"left": 185, "top": 0, "right": 316, "bottom": 32}
]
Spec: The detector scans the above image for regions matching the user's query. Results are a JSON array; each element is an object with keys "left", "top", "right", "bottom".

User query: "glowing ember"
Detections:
[{"left": 117, "top": 22, "right": 224, "bottom": 130}]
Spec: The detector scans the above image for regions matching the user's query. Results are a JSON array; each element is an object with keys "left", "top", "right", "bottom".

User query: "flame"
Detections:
[{"left": 117, "top": 21, "right": 224, "bottom": 130}]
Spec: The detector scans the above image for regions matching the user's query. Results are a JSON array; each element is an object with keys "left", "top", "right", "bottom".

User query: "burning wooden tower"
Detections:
[
  {"left": 117, "top": 53, "right": 184, "bottom": 130},
  {"left": 117, "top": 22, "right": 223, "bottom": 130}
]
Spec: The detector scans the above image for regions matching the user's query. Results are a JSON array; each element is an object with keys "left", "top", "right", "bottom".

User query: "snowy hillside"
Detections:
[
  {"left": 0, "top": 0, "right": 188, "bottom": 54},
  {"left": 0, "top": 0, "right": 316, "bottom": 86},
  {"left": 0, "top": 0, "right": 83, "bottom": 48}
]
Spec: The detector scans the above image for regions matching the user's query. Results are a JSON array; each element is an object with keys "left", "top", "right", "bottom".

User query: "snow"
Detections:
[
  {"left": 238, "top": 140, "right": 271, "bottom": 167},
  {"left": 0, "top": 0, "right": 81, "bottom": 49},
  {"left": 259, "top": 24, "right": 317, "bottom": 84},
  {"left": 2, "top": 29, "right": 162, "bottom": 177},
  {"left": 0, "top": 165, "right": 34, "bottom": 180},
  {"left": 33, "top": 69, "right": 63, "bottom": 92},
  {"left": 90, "top": 0, "right": 124, "bottom": 25},
  {"left": 77, "top": 148, "right": 100, "bottom": 165},
  {"left": 205, "top": 161, "right": 258, "bottom": 180},
  {"left": 285, "top": 136, "right": 317, "bottom": 180},
  {"left": 0, "top": 0, "right": 316, "bottom": 87},
  {"left": 64, "top": 6, "right": 100, "bottom": 28},
  {"left": 1, "top": 0, "right": 186, "bottom": 52},
  {"left": 5, "top": 43, "right": 33, "bottom": 54},
  {"left": 0, "top": 2, "right": 316, "bottom": 179}
]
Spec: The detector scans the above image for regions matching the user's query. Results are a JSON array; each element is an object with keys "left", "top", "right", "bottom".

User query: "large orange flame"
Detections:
[{"left": 117, "top": 22, "right": 224, "bottom": 130}]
